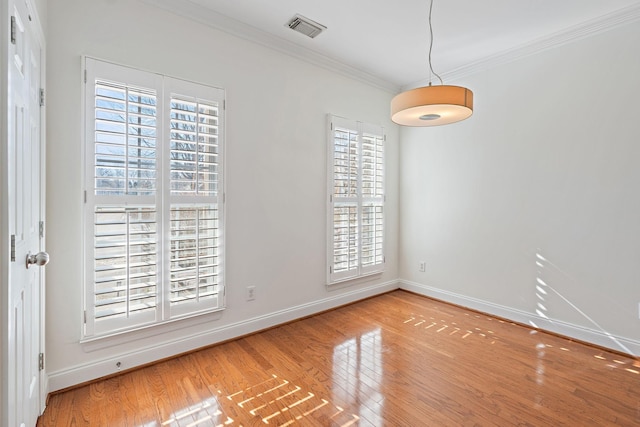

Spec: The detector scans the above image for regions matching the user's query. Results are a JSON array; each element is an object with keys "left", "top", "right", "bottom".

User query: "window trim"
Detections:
[
  {"left": 82, "top": 57, "right": 226, "bottom": 340},
  {"left": 326, "top": 114, "right": 385, "bottom": 285}
]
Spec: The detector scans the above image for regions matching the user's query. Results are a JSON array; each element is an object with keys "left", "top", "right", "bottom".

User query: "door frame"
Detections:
[
  {"left": 33, "top": 0, "right": 47, "bottom": 413},
  {"left": 1, "top": 0, "right": 47, "bottom": 422},
  {"left": 1, "top": 0, "right": 12, "bottom": 420}
]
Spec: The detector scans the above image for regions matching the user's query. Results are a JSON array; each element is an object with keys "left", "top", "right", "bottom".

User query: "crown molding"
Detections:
[
  {"left": 408, "top": 2, "right": 640, "bottom": 89},
  {"left": 141, "top": 0, "right": 400, "bottom": 94}
]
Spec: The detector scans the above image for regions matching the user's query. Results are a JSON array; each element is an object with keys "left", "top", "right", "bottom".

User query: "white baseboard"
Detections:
[
  {"left": 399, "top": 279, "right": 640, "bottom": 357},
  {"left": 47, "top": 280, "right": 399, "bottom": 392}
]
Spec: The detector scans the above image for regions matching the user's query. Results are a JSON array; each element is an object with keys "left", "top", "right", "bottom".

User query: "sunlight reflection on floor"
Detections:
[
  {"left": 161, "top": 396, "right": 232, "bottom": 427},
  {"left": 332, "top": 329, "right": 384, "bottom": 425},
  {"left": 403, "top": 313, "right": 500, "bottom": 345},
  {"left": 226, "top": 374, "right": 358, "bottom": 426},
  {"left": 156, "top": 373, "right": 361, "bottom": 426}
]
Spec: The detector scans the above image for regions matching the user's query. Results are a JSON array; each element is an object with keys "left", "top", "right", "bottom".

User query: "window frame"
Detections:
[
  {"left": 82, "top": 57, "right": 226, "bottom": 339},
  {"left": 327, "top": 114, "right": 385, "bottom": 285}
]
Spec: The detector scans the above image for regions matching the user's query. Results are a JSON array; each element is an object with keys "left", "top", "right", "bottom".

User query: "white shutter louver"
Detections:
[
  {"left": 170, "top": 98, "right": 219, "bottom": 196},
  {"left": 94, "top": 81, "right": 157, "bottom": 196},
  {"left": 333, "top": 128, "right": 359, "bottom": 197},
  {"left": 332, "top": 205, "right": 358, "bottom": 274},
  {"left": 94, "top": 207, "right": 157, "bottom": 320},
  {"left": 170, "top": 205, "right": 220, "bottom": 305},
  {"left": 361, "top": 205, "right": 383, "bottom": 268},
  {"left": 361, "top": 134, "right": 384, "bottom": 198}
]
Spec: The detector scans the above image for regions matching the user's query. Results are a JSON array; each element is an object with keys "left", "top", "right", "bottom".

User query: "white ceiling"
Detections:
[{"left": 148, "top": 0, "right": 640, "bottom": 90}]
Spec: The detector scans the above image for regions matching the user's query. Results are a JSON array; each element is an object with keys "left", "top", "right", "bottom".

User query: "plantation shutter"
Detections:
[
  {"left": 360, "top": 125, "right": 385, "bottom": 275},
  {"left": 327, "top": 115, "right": 385, "bottom": 284},
  {"left": 331, "top": 122, "right": 359, "bottom": 281},
  {"left": 165, "top": 77, "right": 224, "bottom": 318},
  {"left": 85, "top": 59, "right": 162, "bottom": 336},
  {"left": 84, "top": 58, "right": 225, "bottom": 338}
]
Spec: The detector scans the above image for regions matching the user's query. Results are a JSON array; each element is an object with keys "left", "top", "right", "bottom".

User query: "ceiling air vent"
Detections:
[{"left": 286, "top": 14, "right": 326, "bottom": 39}]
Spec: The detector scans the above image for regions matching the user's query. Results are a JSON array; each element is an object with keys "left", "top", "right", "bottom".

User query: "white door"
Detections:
[{"left": 6, "top": 0, "right": 46, "bottom": 425}]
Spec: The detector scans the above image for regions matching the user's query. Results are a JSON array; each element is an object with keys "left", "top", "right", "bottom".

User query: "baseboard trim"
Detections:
[
  {"left": 399, "top": 279, "right": 640, "bottom": 357},
  {"left": 47, "top": 280, "right": 399, "bottom": 392}
]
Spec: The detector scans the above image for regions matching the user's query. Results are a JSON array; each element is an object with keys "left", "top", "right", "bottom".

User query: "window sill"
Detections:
[
  {"left": 327, "top": 270, "right": 383, "bottom": 288},
  {"left": 80, "top": 307, "right": 225, "bottom": 352}
]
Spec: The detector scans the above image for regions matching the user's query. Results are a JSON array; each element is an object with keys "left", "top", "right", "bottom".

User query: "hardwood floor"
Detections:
[{"left": 38, "top": 291, "right": 639, "bottom": 426}]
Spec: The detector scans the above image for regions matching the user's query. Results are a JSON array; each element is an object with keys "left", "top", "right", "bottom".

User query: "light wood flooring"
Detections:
[{"left": 38, "top": 290, "right": 640, "bottom": 426}]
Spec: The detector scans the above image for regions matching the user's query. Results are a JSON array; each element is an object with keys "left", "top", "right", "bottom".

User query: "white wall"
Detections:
[
  {"left": 46, "top": 0, "right": 399, "bottom": 391},
  {"left": 32, "top": 0, "right": 46, "bottom": 34},
  {"left": 400, "top": 21, "right": 640, "bottom": 355}
]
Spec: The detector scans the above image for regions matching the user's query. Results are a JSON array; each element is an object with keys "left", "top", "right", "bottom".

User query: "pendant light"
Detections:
[{"left": 391, "top": 0, "right": 473, "bottom": 127}]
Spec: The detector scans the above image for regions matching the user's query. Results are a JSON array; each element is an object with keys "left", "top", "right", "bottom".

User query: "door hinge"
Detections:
[
  {"left": 39, "top": 221, "right": 44, "bottom": 238},
  {"left": 39, "top": 88, "right": 45, "bottom": 107},
  {"left": 84, "top": 69, "right": 87, "bottom": 83},
  {"left": 84, "top": 190, "right": 87, "bottom": 203},
  {"left": 84, "top": 310, "right": 87, "bottom": 324},
  {"left": 10, "top": 235, "right": 16, "bottom": 262},
  {"left": 39, "top": 353, "right": 44, "bottom": 371},
  {"left": 329, "top": 266, "right": 333, "bottom": 274},
  {"left": 11, "top": 16, "right": 16, "bottom": 44}
]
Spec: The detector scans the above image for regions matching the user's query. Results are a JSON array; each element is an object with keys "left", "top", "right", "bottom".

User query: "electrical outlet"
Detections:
[
  {"left": 246, "top": 286, "right": 256, "bottom": 301},
  {"left": 419, "top": 261, "right": 426, "bottom": 272}
]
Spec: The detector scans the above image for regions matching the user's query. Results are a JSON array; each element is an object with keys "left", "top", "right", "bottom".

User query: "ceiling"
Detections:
[{"left": 147, "top": 0, "right": 640, "bottom": 91}]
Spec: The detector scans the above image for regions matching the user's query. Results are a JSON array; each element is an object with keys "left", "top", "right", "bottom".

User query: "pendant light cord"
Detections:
[{"left": 428, "top": 0, "right": 444, "bottom": 86}]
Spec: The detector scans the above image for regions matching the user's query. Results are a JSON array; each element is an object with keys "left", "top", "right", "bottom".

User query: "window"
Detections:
[
  {"left": 83, "top": 58, "right": 225, "bottom": 338},
  {"left": 327, "top": 115, "right": 385, "bottom": 284}
]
